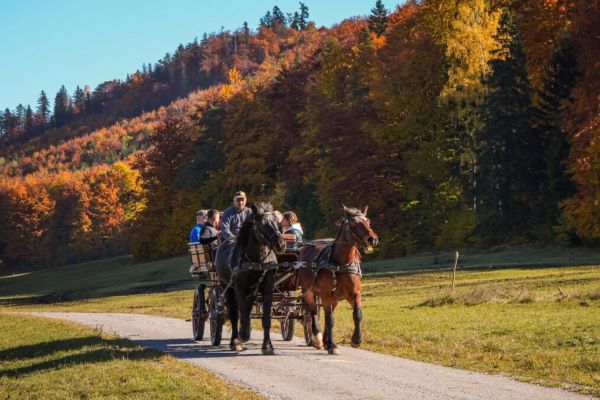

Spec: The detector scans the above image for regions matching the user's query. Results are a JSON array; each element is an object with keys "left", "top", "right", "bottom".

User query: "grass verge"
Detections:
[
  {"left": 1, "top": 250, "right": 599, "bottom": 396},
  {"left": 0, "top": 313, "right": 262, "bottom": 399}
]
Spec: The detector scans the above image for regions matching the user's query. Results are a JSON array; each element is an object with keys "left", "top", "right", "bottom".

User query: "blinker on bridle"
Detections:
[
  {"left": 343, "top": 214, "right": 373, "bottom": 248},
  {"left": 252, "top": 212, "right": 281, "bottom": 248}
]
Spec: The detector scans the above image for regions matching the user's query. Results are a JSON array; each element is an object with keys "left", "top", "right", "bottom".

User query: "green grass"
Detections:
[
  {"left": 0, "top": 313, "right": 262, "bottom": 400},
  {"left": 363, "top": 246, "right": 600, "bottom": 275},
  {"left": 1, "top": 248, "right": 599, "bottom": 396}
]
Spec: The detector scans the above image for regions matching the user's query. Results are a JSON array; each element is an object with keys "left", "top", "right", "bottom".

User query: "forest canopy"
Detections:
[{"left": 1, "top": 1, "right": 598, "bottom": 269}]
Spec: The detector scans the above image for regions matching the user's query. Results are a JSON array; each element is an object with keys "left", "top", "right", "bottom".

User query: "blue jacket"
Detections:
[
  {"left": 189, "top": 224, "right": 203, "bottom": 243},
  {"left": 220, "top": 205, "right": 252, "bottom": 242}
]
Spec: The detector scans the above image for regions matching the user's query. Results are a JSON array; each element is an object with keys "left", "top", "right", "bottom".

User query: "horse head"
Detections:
[
  {"left": 249, "top": 202, "right": 286, "bottom": 254},
  {"left": 340, "top": 204, "right": 379, "bottom": 254}
]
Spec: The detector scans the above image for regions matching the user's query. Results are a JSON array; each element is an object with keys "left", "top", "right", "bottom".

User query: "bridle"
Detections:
[
  {"left": 340, "top": 214, "right": 375, "bottom": 250},
  {"left": 251, "top": 212, "right": 282, "bottom": 250}
]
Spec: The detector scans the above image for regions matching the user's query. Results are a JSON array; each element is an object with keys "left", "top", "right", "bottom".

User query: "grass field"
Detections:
[
  {"left": 1, "top": 247, "right": 599, "bottom": 396},
  {"left": 0, "top": 313, "right": 262, "bottom": 399}
]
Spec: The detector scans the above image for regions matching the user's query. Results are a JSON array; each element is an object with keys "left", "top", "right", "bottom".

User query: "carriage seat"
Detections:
[{"left": 188, "top": 242, "right": 214, "bottom": 274}]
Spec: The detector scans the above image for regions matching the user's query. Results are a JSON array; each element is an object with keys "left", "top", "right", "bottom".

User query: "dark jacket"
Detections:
[{"left": 200, "top": 221, "right": 219, "bottom": 247}]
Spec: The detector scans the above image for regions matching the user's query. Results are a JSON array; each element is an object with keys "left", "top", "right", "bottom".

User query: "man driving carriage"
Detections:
[{"left": 220, "top": 191, "right": 252, "bottom": 242}]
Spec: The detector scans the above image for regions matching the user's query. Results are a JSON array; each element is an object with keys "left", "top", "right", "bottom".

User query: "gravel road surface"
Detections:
[{"left": 27, "top": 312, "right": 594, "bottom": 400}]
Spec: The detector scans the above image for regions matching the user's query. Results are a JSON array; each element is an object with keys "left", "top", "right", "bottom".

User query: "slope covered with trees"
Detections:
[{"left": 1, "top": 1, "right": 598, "bottom": 270}]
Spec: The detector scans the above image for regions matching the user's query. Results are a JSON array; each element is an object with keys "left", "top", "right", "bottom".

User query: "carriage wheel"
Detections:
[
  {"left": 209, "top": 286, "right": 224, "bottom": 346},
  {"left": 192, "top": 285, "right": 206, "bottom": 341},
  {"left": 280, "top": 315, "right": 295, "bottom": 341},
  {"left": 302, "top": 299, "right": 320, "bottom": 346}
]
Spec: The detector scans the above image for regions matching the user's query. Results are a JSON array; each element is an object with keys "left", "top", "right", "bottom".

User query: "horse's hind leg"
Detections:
[
  {"left": 226, "top": 287, "right": 242, "bottom": 351},
  {"left": 261, "top": 271, "right": 275, "bottom": 355}
]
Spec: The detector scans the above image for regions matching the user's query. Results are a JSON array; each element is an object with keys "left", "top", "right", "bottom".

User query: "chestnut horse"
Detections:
[{"left": 298, "top": 205, "right": 378, "bottom": 354}]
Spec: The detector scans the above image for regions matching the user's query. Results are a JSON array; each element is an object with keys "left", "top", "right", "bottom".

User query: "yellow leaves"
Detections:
[
  {"left": 227, "top": 67, "right": 243, "bottom": 86},
  {"left": 218, "top": 68, "right": 245, "bottom": 100},
  {"left": 440, "top": 0, "right": 500, "bottom": 136}
]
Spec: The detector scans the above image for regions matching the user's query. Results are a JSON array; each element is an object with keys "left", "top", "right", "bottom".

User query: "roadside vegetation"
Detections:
[
  {"left": 0, "top": 313, "right": 262, "bottom": 399},
  {"left": 1, "top": 248, "right": 599, "bottom": 395}
]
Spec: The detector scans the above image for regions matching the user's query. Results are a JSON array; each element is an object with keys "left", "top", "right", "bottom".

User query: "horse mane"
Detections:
[
  {"left": 349, "top": 247, "right": 362, "bottom": 264},
  {"left": 235, "top": 201, "right": 274, "bottom": 248},
  {"left": 236, "top": 218, "right": 253, "bottom": 248}
]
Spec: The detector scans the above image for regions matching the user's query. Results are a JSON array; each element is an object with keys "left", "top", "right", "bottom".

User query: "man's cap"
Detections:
[{"left": 234, "top": 191, "right": 247, "bottom": 200}]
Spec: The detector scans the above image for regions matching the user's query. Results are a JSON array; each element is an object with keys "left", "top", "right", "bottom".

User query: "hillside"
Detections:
[{"left": 1, "top": 1, "right": 599, "bottom": 270}]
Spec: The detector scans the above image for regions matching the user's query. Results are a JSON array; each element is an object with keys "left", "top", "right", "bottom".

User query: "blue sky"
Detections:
[{"left": 0, "top": 0, "right": 387, "bottom": 111}]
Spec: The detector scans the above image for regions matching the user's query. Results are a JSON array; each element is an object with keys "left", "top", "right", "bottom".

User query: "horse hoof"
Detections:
[
  {"left": 328, "top": 347, "right": 340, "bottom": 355},
  {"left": 231, "top": 339, "right": 244, "bottom": 352},
  {"left": 262, "top": 347, "right": 275, "bottom": 355},
  {"left": 351, "top": 341, "right": 361, "bottom": 348},
  {"left": 312, "top": 333, "right": 324, "bottom": 350}
]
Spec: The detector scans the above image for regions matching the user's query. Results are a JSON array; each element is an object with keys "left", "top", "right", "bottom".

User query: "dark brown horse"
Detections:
[
  {"left": 298, "top": 205, "right": 378, "bottom": 354},
  {"left": 215, "top": 202, "right": 286, "bottom": 354}
]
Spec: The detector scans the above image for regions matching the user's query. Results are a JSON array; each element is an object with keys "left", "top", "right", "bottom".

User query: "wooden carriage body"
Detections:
[{"left": 188, "top": 233, "right": 318, "bottom": 345}]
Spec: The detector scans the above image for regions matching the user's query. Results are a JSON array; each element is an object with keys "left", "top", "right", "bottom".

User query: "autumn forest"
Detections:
[{"left": 0, "top": 0, "right": 598, "bottom": 270}]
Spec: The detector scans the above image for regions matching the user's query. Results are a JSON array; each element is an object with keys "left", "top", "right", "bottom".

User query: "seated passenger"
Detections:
[
  {"left": 282, "top": 211, "right": 304, "bottom": 242},
  {"left": 200, "top": 209, "right": 220, "bottom": 249},
  {"left": 189, "top": 210, "right": 206, "bottom": 243}
]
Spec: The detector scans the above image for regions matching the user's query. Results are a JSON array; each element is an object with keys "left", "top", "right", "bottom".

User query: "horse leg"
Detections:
[
  {"left": 261, "top": 271, "right": 275, "bottom": 355},
  {"left": 226, "top": 287, "right": 243, "bottom": 352},
  {"left": 304, "top": 289, "right": 323, "bottom": 349},
  {"left": 350, "top": 278, "right": 363, "bottom": 348},
  {"left": 339, "top": 274, "right": 363, "bottom": 348},
  {"left": 323, "top": 299, "right": 339, "bottom": 355},
  {"left": 236, "top": 274, "right": 253, "bottom": 343},
  {"left": 320, "top": 273, "right": 339, "bottom": 355}
]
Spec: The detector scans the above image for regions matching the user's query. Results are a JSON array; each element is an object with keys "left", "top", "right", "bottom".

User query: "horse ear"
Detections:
[
  {"left": 363, "top": 205, "right": 368, "bottom": 217},
  {"left": 342, "top": 204, "right": 350, "bottom": 214},
  {"left": 250, "top": 202, "right": 258, "bottom": 214}
]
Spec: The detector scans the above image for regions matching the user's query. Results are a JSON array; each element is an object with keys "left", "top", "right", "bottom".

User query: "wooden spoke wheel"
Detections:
[
  {"left": 280, "top": 314, "right": 295, "bottom": 341},
  {"left": 192, "top": 285, "right": 206, "bottom": 341},
  {"left": 209, "top": 286, "right": 224, "bottom": 346}
]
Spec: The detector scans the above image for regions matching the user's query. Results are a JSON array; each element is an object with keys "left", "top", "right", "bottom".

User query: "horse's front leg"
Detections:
[
  {"left": 235, "top": 273, "right": 253, "bottom": 344},
  {"left": 304, "top": 288, "right": 323, "bottom": 349},
  {"left": 226, "top": 287, "right": 242, "bottom": 351},
  {"left": 323, "top": 300, "right": 339, "bottom": 355},
  {"left": 351, "top": 293, "right": 363, "bottom": 348},
  {"left": 261, "top": 270, "right": 275, "bottom": 355},
  {"left": 348, "top": 275, "right": 363, "bottom": 348}
]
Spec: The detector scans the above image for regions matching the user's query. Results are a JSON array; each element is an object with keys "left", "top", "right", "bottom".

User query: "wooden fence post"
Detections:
[{"left": 451, "top": 251, "right": 460, "bottom": 293}]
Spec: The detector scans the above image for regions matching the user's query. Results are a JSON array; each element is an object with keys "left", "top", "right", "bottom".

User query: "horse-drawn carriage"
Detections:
[
  {"left": 188, "top": 203, "right": 377, "bottom": 355},
  {"left": 188, "top": 233, "right": 319, "bottom": 347}
]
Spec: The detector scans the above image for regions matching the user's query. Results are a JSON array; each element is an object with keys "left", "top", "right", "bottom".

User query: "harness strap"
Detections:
[{"left": 307, "top": 243, "right": 362, "bottom": 298}]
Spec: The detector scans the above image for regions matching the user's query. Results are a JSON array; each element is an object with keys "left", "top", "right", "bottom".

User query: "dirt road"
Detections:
[{"left": 29, "top": 312, "right": 593, "bottom": 400}]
